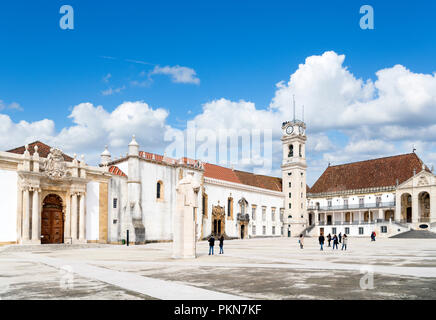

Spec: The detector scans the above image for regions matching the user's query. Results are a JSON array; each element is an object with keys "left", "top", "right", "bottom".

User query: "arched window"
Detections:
[
  {"left": 299, "top": 144, "right": 302, "bottom": 157},
  {"left": 288, "top": 144, "right": 294, "bottom": 157},
  {"left": 156, "top": 181, "right": 163, "bottom": 200}
]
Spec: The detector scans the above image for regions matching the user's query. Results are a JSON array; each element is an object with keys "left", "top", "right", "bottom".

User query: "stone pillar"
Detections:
[
  {"left": 378, "top": 209, "right": 382, "bottom": 222},
  {"left": 71, "top": 193, "right": 78, "bottom": 241},
  {"left": 431, "top": 191, "right": 436, "bottom": 223},
  {"left": 358, "top": 211, "right": 361, "bottom": 224},
  {"left": 341, "top": 212, "right": 344, "bottom": 225},
  {"left": 315, "top": 211, "right": 319, "bottom": 224},
  {"left": 395, "top": 193, "right": 401, "bottom": 222},
  {"left": 331, "top": 212, "right": 335, "bottom": 225},
  {"left": 79, "top": 193, "right": 86, "bottom": 241},
  {"left": 31, "top": 188, "right": 40, "bottom": 242},
  {"left": 412, "top": 193, "right": 419, "bottom": 223},
  {"left": 22, "top": 187, "right": 30, "bottom": 241}
]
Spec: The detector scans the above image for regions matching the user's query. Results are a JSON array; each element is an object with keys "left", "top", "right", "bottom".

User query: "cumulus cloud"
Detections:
[
  {"left": 3, "top": 51, "right": 436, "bottom": 185},
  {"left": 101, "top": 86, "right": 126, "bottom": 96},
  {"left": 0, "top": 100, "right": 23, "bottom": 111},
  {"left": 150, "top": 65, "right": 200, "bottom": 84}
]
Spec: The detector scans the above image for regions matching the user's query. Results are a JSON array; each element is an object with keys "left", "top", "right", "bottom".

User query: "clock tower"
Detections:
[{"left": 281, "top": 116, "right": 307, "bottom": 237}]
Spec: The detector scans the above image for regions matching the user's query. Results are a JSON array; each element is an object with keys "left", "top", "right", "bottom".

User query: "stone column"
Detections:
[
  {"left": 358, "top": 211, "right": 361, "bottom": 224},
  {"left": 430, "top": 191, "right": 436, "bottom": 223},
  {"left": 79, "top": 193, "right": 86, "bottom": 241},
  {"left": 22, "top": 186, "right": 30, "bottom": 241},
  {"left": 395, "top": 193, "right": 401, "bottom": 222},
  {"left": 71, "top": 193, "right": 78, "bottom": 241},
  {"left": 412, "top": 193, "right": 419, "bottom": 223},
  {"left": 315, "top": 211, "right": 319, "bottom": 225},
  {"left": 378, "top": 209, "right": 383, "bottom": 222},
  {"left": 341, "top": 212, "right": 344, "bottom": 225},
  {"left": 31, "top": 188, "right": 40, "bottom": 242}
]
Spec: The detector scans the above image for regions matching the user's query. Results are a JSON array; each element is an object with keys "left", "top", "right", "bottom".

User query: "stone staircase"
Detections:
[
  {"left": 0, "top": 243, "right": 112, "bottom": 253},
  {"left": 390, "top": 229, "right": 436, "bottom": 239}
]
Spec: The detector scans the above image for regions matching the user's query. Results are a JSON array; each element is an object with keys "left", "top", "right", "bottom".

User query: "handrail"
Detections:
[{"left": 308, "top": 201, "right": 396, "bottom": 211}]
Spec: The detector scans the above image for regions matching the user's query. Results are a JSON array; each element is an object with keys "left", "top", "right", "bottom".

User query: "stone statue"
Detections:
[{"left": 172, "top": 172, "right": 200, "bottom": 259}]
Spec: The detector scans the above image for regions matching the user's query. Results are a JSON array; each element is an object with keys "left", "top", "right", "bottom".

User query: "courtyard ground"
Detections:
[{"left": 1, "top": 237, "right": 436, "bottom": 300}]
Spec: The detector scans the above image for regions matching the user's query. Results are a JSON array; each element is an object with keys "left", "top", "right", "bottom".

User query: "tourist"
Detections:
[
  {"left": 371, "top": 231, "right": 376, "bottom": 242},
  {"left": 299, "top": 234, "right": 304, "bottom": 249},
  {"left": 338, "top": 232, "right": 342, "bottom": 243},
  {"left": 332, "top": 234, "right": 339, "bottom": 250},
  {"left": 208, "top": 235, "right": 215, "bottom": 255},
  {"left": 219, "top": 235, "right": 224, "bottom": 254},
  {"left": 341, "top": 234, "right": 348, "bottom": 250},
  {"left": 319, "top": 234, "right": 325, "bottom": 251},
  {"left": 327, "top": 233, "right": 332, "bottom": 247}
]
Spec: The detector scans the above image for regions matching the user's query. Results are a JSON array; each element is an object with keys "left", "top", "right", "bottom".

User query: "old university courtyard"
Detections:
[{"left": 1, "top": 236, "right": 436, "bottom": 300}]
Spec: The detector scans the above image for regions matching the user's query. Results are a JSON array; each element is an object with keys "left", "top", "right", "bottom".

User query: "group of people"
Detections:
[
  {"left": 318, "top": 233, "right": 348, "bottom": 251},
  {"left": 298, "top": 232, "right": 348, "bottom": 251},
  {"left": 207, "top": 235, "right": 225, "bottom": 255}
]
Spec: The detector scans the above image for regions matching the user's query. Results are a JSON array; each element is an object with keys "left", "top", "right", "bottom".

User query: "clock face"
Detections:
[
  {"left": 299, "top": 126, "right": 305, "bottom": 135},
  {"left": 286, "top": 126, "right": 294, "bottom": 135}
]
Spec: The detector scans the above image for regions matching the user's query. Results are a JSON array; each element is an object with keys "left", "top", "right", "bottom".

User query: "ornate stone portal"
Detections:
[
  {"left": 211, "top": 204, "right": 225, "bottom": 237},
  {"left": 17, "top": 145, "right": 89, "bottom": 245}
]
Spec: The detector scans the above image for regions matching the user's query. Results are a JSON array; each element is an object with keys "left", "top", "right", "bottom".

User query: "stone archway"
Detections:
[
  {"left": 41, "top": 194, "right": 64, "bottom": 244},
  {"left": 418, "top": 191, "right": 430, "bottom": 223},
  {"left": 400, "top": 193, "right": 412, "bottom": 223}
]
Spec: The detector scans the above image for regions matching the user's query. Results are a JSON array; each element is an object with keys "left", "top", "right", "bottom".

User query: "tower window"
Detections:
[
  {"left": 299, "top": 144, "right": 302, "bottom": 157},
  {"left": 289, "top": 203, "right": 292, "bottom": 209},
  {"left": 113, "top": 198, "right": 118, "bottom": 209},
  {"left": 288, "top": 144, "right": 294, "bottom": 157},
  {"left": 289, "top": 192, "right": 291, "bottom": 198},
  {"left": 289, "top": 182, "right": 291, "bottom": 187}
]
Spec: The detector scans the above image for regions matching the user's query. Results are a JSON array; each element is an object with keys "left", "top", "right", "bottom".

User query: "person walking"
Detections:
[
  {"left": 338, "top": 232, "right": 342, "bottom": 243},
  {"left": 332, "top": 234, "right": 339, "bottom": 250},
  {"left": 371, "top": 231, "right": 376, "bottom": 241},
  {"left": 327, "top": 233, "right": 332, "bottom": 247},
  {"left": 299, "top": 234, "right": 304, "bottom": 249},
  {"left": 341, "top": 234, "right": 348, "bottom": 250},
  {"left": 208, "top": 235, "right": 215, "bottom": 255},
  {"left": 219, "top": 235, "right": 224, "bottom": 254},
  {"left": 319, "top": 234, "right": 325, "bottom": 251}
]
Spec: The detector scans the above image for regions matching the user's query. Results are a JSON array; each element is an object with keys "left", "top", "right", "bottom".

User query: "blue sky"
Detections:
[{"left": 1, "top": 0, "right": 436, "bottom": 185}]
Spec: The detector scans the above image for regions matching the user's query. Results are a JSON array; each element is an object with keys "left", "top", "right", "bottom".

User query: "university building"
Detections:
[{"left": 0, "top": 117, "right": 435, "bottom": 245}]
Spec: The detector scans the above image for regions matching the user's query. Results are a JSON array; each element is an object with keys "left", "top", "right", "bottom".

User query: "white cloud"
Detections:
[
  {"left": 150, "top": 65, "right": 200, "bottom": 84},
  {"left": 102, "top": 73, "right": 112, "bottom": 83},
  {"left": 0, "top": 100, "right": 23, "bottom": 111},
  {"left": 101, "top": 86, "right": 125, "bottom": 96}
]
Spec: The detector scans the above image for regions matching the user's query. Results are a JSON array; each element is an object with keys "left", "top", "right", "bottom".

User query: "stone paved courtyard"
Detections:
[{"left": 1, "top": 237, "right": 436, "bottom": 300}]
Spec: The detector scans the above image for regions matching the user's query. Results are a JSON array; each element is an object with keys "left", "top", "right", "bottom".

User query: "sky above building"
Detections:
[{"left": 1, "top": 0, "right": 436, "bottom": 186}]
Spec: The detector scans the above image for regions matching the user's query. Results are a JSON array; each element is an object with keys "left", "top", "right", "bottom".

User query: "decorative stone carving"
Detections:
[
  {"left": 417, "top": 176, "right": 429, "bottom": 186},
  {"left": 43, "top": 148, "right": 71, "bottom": 180}
]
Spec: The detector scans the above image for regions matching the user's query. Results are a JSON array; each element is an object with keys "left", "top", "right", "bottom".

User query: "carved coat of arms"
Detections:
[{"left": 43, "top": 148, "right": 70, "bottom": 179}]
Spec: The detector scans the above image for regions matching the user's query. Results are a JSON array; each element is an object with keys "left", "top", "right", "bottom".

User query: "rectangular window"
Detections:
[
  {"left": 345, "top": 227, "right": 350, "bottom": 234},
  {"left": 376, "top": 196, "right": 382, "bottom": 207},
  {"left": 381, "top": 226, "right": 387, "bottom": 233},
  {"left": 359, "top": 198, "right": 364, "bottom": 208},
  {"left": 289, "top": 182, "right": 291, "bottom": 187},
  {"left": 262, "top": 207, "right": 266, "bottom": 221},
  {"left": 227, "top": 198, "right": 231, "bottom": 216},
  {"left": 289, "top": 203, "right": 292, "bottom": 209},
  {"left": 252, "top": 225, "right": 256, "bottom": 236},
  {"left": 332, "top": 227, "right": 337, "bottom": 234},
  {"left": 280, "top": 208, "right": 284, "bottom": 222},
  {"left": 289, "top": 192, "right": 291, "bottom": 198},
  {"left": 113, "top": 198, "right": 118, "bottom": 209},
  {"left": 327, "top": 199, "right": 332, "bottom": 207},
  {"left": 271, "top": 208, "right": 276, "bottom": 221},
  {"left": 281, "top": 226, "right": 284, "bottom": 235},
  {"left": 272, "top": 226, "right": 276, "bottom": 235},
  {"left": 344, "top": 199, "right": 348, "bottom": 208},
  {"left": 359, "top": 227, "right": 364, "bottom": 235},
  {"left": 252, "top": 206, "right": 256, "bottom": 220},
  {"left": 262, "top": 226, "right": 266, "bottom": 235}
]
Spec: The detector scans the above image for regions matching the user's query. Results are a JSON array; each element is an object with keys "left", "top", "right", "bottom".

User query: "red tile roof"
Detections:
[
  {"left": 6, "top": 141, "right": 74, "bottom": 162},
  {"left": 310, "top": 153, "right": 429, "bottom": 194},
  {"left": 108, "top": 166, "right": 127, "bottom": 177}
]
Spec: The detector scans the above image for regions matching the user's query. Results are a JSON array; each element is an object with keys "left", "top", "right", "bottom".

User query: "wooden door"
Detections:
[{"left": 41, "top": 195, "right": 64, "bottom": 244}]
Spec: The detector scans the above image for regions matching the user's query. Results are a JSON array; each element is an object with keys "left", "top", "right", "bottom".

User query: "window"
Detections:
[
  {"left": 344, "top": 199, "right": 348, "bottom": 208},
  {"left": 359, "top": 227, "right": 364, "bottom": 235},
  {"left": 359, "top": 198, "right": 364, "bottom": 208},
  {"left": 327, "top": 199, "right": 332, "bottom": 208},
  {"left": 288, "top": 144, "right": 294, "bottom": 157},
  {"left": 262, "top": 207, "right": 266, "bottom": 221},
  {"left": 332, "top": 227, "right": 337, "bottom": 234},
  {"left": 301, "top": 203, "right": 303, "bottom": 209},
  {"left": 381, "top": 226, "right": 387, "bottom": 233},
  {"left": 227, "top": 197, "right": 233, "bottom": 217},
  {"left": 289, "top": 192, "right": 292, "bottom": 198},
  {"left": 272, "top": 226, "right": 276, "bottom": 235},
  {"left": 156, "top": 181, "right": 163, "bottom": 199},
  {"left": 252, "top": 206, "right": 257, "bottom": 220},
  {"left": 289, "top": 182, "right": 291, "bottom": 188},
  {"left": 281, "top": 226, "right": 284, "bottom": 235},
  {"left": 202, "top": 193, "right": 208, "bottom": 216},
  {"left": 271, "top": 208, "right": 276, "bottom": 221},
  {"left": 252, "top": 225, "right": 256, "bottom": 236},
  {"left": 280, "top": 208, "right": 284, "bottom": 222},
  {"left": 113, "top": 198, "right": 118, "bottom": 209},
  {"left": 345, "top": 227, "right": 350, "bottom": 234},
  {"left": 299, "top": 144, "right": 302, "bottom": 157},
  {"left": 289, "top": 203, "right": 292, "bottom": 209},
  {"left": 376, "top": 196, "right": 382, "bottom": 207},
  {"left": 262, "top": 226, "right": 266, "bottom": 235}
]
